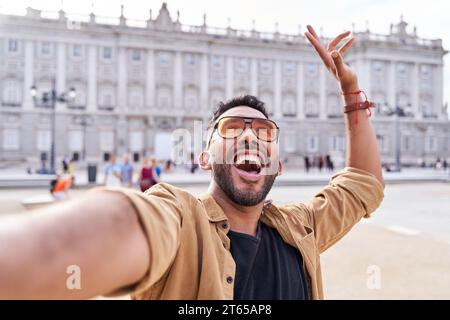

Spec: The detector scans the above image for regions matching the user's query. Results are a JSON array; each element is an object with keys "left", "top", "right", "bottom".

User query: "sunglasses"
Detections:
[{"left": 207, "top": 116, "right": 279, "bottom": 147}]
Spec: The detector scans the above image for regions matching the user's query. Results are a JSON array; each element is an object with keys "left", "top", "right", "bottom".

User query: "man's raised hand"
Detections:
[{"left": 304, "top": 25, "right": 358, "bottom": 92}]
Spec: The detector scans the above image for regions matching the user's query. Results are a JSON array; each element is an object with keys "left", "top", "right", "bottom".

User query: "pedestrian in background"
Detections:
[
  {"left": 121, "top": 153, "right": 134, "bottom": 188},
  {"left": 103, "top": 154, "right": 122, "bottom": 187}
]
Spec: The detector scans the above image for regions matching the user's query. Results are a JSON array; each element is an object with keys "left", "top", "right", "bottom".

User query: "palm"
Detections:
[{"left": 304, "top": 25, "right": 357, "bottom": 91}]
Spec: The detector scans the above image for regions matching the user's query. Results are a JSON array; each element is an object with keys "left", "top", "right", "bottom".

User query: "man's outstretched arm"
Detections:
[{"left": 0, "top": 191, "right": 149, "bottom": 299}]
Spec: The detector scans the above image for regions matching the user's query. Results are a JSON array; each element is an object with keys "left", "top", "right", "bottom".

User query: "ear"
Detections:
[
  {"left": 277, "top": 160, "right": 283, "bottom": 176},
  {"left": 199, "top": 151, "right": 212, "bottom": 171}
]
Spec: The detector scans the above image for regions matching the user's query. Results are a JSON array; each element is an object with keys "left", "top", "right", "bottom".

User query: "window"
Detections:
[
  {"left": 307, "top": 63, "right": 318, "bottom": 76},
  {"left": 129, "top": 131, "right": 143, "bottom": 152},
  {"left": 373, "top": 61, "right": 383, "bottom": 74},
  {"left": 425, "top": 136, "right": 437, "bottom": 153},
  {"left": 397, "top": 63, "right": 407, "bottom": 77},
  {"left": 69, "top": 130, "right": 83, "bottom": 151},
  {"left": 260, "top": 93, "right": 273, "bottom": 115},
  {"left": 99, "top": 87, "right": 115, "bottom": 110},
  {"left": 305, "top": 95, "right": 318, "bottom": 117},
  {"left": 103, "top": 47, "right": 112, "bottom": 59},
  {"left": 185, "top": 53, "right": 195, "bottom": 66},
  {"left": 260, "top": 60, "right": 272, "bottom": 74},
  {"left": 238, "top": 58, "right": 249, "bottom": 72},
  {"left": 184, "top": 90, "right": 198, "bottom": 109},
  {"left": 129, "top": 88, "right": 143, "bottom": 108},
  {"left": 376, "top": 134, "right": 389, "bottom": 152},
  {"left": 307, "top": 136, "right": 319, "bottom": 153},
  {"left": 211, "top": 55, "right": 222, "bottom": 68},
  {"left": 131, "top": 49, "right": 141, "bottom": 61},
  {"left": 102, "top": 93, "right": 113, "bottom": 107},
  {"left": 41, "top": 42, "right": 50, "bottom": 55},
  {"left": 402, "top": 135, "right": 412, "bottom": 152},
  {"left": 330, "top": 135, "right": 345, "bottom": 152},
  {"left": 283, "top": 61, "right": 295, "bottom": 75},
  {"left": 73, "top": 45, "right": 82, "bottom": 57},
  {"left": 2, "top": 129, "right": 19, "bottom": 150},
  {"left": 327, "top": 94, "right": 340, "bottom": 116},
  {"left": 133, "top": 152, "right": 140, "bottom": 162},
  {"left": 159, "top": 52, "right": 170, "bottom": 64},
  {"left": 37, "top": 130, "right": 51, "bottom": 151},
  {"left": 8, "top": 39, "right": 18, "bottom": 52},
  {"left": 282, "top": 97, "right": 296, "bottom": 116},
  {"left": 284, "top": 133, "right": 296, "bottom": 153},
  {"left": 157, "top": 88, "right": 171, "bottom": 108},
  {"left": 100, "top": 131, "right": 114, "bottom": 152},
  {"left": 420, "top": 65, "right": 430, "bottom": 78},
  {"left": 2, "top": 81, "right": 21, "bottom": 106}
]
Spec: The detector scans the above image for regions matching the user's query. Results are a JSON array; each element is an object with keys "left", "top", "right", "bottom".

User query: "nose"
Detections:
[{"left": 240, "top": 124, "right": 258, "bottom": 146}]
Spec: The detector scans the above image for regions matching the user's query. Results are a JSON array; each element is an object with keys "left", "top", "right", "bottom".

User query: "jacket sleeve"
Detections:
[
  {"left": 95, "top": 182, "right": 184, "bottom": 296},
  {"left": 305, "top": 167, "right": 384, "bottom": 253}
]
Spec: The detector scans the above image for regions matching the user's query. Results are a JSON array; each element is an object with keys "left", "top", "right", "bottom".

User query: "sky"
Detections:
[{"left": 1, "top": 0, "right": 450, "bottom": 109}]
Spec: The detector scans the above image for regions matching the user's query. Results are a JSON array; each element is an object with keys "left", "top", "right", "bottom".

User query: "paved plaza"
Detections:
[{"left": 1, "top": 180, "right": 449, "bottom": 299}]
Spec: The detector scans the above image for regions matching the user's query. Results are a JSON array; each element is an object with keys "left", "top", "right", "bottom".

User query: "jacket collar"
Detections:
[{"left": 198, "top": 192, "right": 276, "bottom": 223}]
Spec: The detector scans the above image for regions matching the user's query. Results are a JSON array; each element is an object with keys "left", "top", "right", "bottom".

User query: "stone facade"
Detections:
[{"left": 0, "top": 4, "right": 448, "bottom": 168}]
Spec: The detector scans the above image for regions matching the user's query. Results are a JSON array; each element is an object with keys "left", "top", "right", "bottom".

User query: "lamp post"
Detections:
[
  {"left": 74, "top": 115, "right": 94, "bottom": 162},
  {"left": 31, "top": 80, "right": 75, "bottom": 174},
  {"left": 381, "top": 104, "right": 409, "bottom": 172}
]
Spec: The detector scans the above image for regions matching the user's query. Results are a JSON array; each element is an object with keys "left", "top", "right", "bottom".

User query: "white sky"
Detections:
[{"left": 1, "top": 0, "right": 450, "bottom": 108}]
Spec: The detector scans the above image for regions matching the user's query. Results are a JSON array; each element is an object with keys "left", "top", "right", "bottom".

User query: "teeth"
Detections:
[{"left": 236, "top": 154, "right": 261, "bottom": 167}]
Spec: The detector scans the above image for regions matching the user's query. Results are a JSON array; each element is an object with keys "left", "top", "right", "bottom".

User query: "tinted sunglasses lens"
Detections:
[
  {"left": 253, "top": 119, "right": 278, "bottom": 141},
  {"left": 217, "top": 117, "right": 245, "bottom": 138}
]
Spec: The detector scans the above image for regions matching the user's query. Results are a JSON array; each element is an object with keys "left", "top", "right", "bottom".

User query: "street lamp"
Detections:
[
  {"left": 380, "top": 104, "right": 412, "bottom": 172},
  {"left": 30, "top": 80, "right": 76, "bottom": 174},
  {"left": 74, "top": 115, "right": 94, "bottom": 162}
]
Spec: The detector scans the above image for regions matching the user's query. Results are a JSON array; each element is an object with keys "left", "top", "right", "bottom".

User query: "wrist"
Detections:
[{"left": 340, "top": 81, "right": 359, "bottom": 93}]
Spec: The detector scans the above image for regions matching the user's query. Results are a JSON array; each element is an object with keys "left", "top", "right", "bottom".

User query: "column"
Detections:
[
  {"left": 23, "top": 40, "right": 34, "bottom": 110},
  {"left": 434, "top": 63, "right": 444, "bottom": 119},
  {"left": 319, "top": 65, "right": 326, "bottom": 120},
  {"left": 411, "top": 63, "right": 421, "bottom": 119},
  {"left": 296, "top": 62, "right": 305, "bottom": 120},
  {"left": 388, "top": 61, "right": 396, "bottom": 110},
  {"left": 274, "top": 60, "right": 282, "bottom": 118},
  {"left": 226, "top": 55, "right": 234, "bottom": 98},
  {"left": 87, "top": 44, "right": 97, "bottom": 112},
  {"left": 200, "top": 53, "right": 209, "bottom": 110},
  {"left": 117, "top": 47, "right": 127, "bottom": 111},
  {"left": 363, "top": 60, "right": 372, "bottom": 98},
  {"left": 174, "top": 51, "right": 183, "bottom": 109},
  {"left": 250, "top": 58, "right": 258, "bottom": 96},
  {"left": 56, "top": 42, "right": 66, "bottom": 95},
  {"left": 145, "top": 49, "right": 155, "bottom": 108}
]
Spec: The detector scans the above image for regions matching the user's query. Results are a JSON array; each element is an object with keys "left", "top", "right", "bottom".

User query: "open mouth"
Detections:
[{"left": 231, "top": 153, "right": 267, "bottom": 182}]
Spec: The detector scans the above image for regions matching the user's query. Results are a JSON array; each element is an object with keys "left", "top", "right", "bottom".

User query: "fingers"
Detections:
[
  {"left": 331, "top": 50, "right": 345, "bottom": 77},
  {"left": 306, "top": 25, "right": 319, "bottom": 40},
  {"left": 327, "top": 31, "right": 351, "bottom": 51},
  {"left": 338, "top": 37, "right": 355, "bottom": 56},
  {"left": 304, "top": 31, "right": 335, "bottom": 71}
]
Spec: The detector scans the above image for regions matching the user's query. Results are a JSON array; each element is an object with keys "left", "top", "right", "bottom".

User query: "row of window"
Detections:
[
  {"left": 4, "top": 39, "right": 319, "bottom": 76},
  {"left": 5, "top": 38, "right": 438, "bottom": 81},
  {"left": 1, "top": 129, "right": 141, "bottom": 153},
  {"left": 372, "top": 61, "right": 433, "bottom": 79},
  {"left": 2, "top": 127, "right": 441, "bottom": 155}
]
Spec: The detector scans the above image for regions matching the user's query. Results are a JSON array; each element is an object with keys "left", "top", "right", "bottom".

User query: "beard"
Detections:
[{"left": 212, "top": 163, "right": 277, "bottom": 206}]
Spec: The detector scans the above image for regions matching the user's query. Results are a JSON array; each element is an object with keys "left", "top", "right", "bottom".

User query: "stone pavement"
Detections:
[
  {"left": 1, "top": 163, "right": 449, "bottom": 188},
  {"left": 1, "top": 183, "right": 449, "bottom": 299}
]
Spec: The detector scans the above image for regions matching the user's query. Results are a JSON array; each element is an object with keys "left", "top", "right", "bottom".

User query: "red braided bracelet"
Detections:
[{"left": 341, "top": 90, "right": 373, "bottom": 125}]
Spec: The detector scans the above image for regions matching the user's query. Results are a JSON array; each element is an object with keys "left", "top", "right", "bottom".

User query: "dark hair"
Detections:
[{"left": 208, "top": 95, "right": 269, "bottom": 129}]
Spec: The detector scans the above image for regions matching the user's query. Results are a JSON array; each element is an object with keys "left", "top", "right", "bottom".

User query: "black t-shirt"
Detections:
[{"left": 228, "top": 221, "right": 310, "bottom": 300}]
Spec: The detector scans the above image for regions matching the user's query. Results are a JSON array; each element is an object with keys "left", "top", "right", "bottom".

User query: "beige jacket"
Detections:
[{"left": 104, "top": 167, "right": 384, "bottom": 299}]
